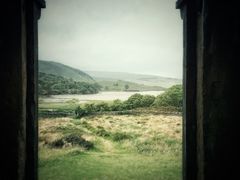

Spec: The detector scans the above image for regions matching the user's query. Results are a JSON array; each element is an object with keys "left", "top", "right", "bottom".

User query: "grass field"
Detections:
[{"left": 39, "top": 111, "right": 182, "bottom": 180}]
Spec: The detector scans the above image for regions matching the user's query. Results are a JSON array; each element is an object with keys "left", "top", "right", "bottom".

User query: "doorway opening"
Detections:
[{"left": 38, "top": 1, "right": 183, "bottom": 179}]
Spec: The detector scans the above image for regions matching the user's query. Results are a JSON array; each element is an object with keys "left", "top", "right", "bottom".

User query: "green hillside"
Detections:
[
  {"left": 39, "top": 72, "right": 101, "bottom": 95},
  {"left": 87, "top": 71, "right": 182, "bottom": 88},
  {"left": 39, "top": 60, "right": 168, "bottom": 92},
  {"left": 98, "top": 79, "right": 165, "bottom": 91},
  {"left": 39, "top": 60, "right": 94, "bottom": 83}
]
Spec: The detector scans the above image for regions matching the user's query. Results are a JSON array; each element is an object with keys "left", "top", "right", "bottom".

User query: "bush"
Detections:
[
  {"left": 84, "top": 103, "right": 96, "bottom": 114},
  {"left": 49, "top": 134, "right": 94, "bottom": 150},
  {"left": 126, "top": 93, "right": 143, "bottom": 109},
  {"left": 64, "top": 134, "right": 94, "bottom": 150},
  {"left": 74, "top": 89, "right": 178, "bottom": 118},
  {"left": 50, "top": 139, "right": 65, "bottom": 148},
  {"left": 75, "top": 106, "right": 87, "bottom": 118},
  {"left": 110, "top": 99, "right": 126, "bottom": 111},
  {"left": 153, "top": 84, "right": 183, "bottom": 108},
  {"left": 141, "top": 95, "right": 155, "bottom": 107},
  {"left": 75, "top": 102, "right": 109, "bottom": 118},
  {"left": 94, "top": 102, "right": 109, "bottom": 112}
]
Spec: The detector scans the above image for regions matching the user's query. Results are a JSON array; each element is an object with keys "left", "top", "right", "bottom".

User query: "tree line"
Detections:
[
  {"left": 39, "top": 72, "right": 101, "bottom": 95},
  {"left": 75, "top": 84, "right": 182, "bottom": 118}
]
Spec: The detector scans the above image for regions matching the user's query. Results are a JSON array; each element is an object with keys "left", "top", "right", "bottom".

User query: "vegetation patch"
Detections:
[
  {"left": 94, "top": 126, "right": 111, "bottom": 137},
  {"left": 39, "top": 72, "right": 101, "bottom": 95},
  {"left": 97, "top": 79, "right": 165, "bottom": 92},
  {"left": 50, "top": 139, "right": 65, "bottom": 148},
  {"left": 39, "top": 112, "right": 182, "bottom": 180},
  {"left": 49, "top": 134, "right": 94, "bottom": 150},
  {"left": 74, "top": 85, "right": 182, "bottom": 118},
  {"left": 153, "top": 84, "right": 182, "bottom": 109},
  {"left": 64, "top": 134, "right": 94, "bottom": 150},
  {"left": 133, "top": 134, "right": 182, "bottom": 156},
  {"left": 111, "top": 132, "right": 133, "bottom": 142}
]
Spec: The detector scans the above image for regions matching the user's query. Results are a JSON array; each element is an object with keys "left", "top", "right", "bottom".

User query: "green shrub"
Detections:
[
  {"left": 110, "top": 99, "right": 126, "bottom": 111},
  {"left": 50, "top": 139, "right": 65, "bottom": 148},
  {"left": 126, "top": 93, "right": 143, "bottom": 108},
  {"left": 153, "top": 84, "right": 183, "bottom": 108},
  {"left": 94, "top": 102, "right": 109, "bottom": 112},
  {"left": 74, "top": 88, "right": 179, "bottom": 118},
  {"left": 84, "top": 103, "right": 96, "bottom": 114},
  {"left": 122, "top": 101, "right": 134, "bottom": 110},
  {"left": 141, "top": 95, "right": 155, "bottom": 107},
  {"left": 64, "top": 134, "right": 94, "bottom": 150},
  {"left": 75, "top": 106, "right": 87, "bottom": 118},
  {"left": 49, "top": 134, "right": 94, "bottom": 150}
]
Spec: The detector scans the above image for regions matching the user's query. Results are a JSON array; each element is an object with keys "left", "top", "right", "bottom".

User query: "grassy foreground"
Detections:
[{"left": 39, "top": 112, "right": 182, "bottom": 180}]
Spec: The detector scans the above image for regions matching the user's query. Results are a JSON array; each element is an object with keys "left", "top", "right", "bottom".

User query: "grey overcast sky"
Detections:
[{"left": 39, "top": 0, "right": 182, "bottom": 78}]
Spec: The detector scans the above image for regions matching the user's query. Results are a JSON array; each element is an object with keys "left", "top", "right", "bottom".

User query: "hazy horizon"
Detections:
[
  {"left": 39, "top": 0, "right": 182, "bottom": 79},
  {"left": 40, "top": 59, "right": 182, "bottom": 80}
]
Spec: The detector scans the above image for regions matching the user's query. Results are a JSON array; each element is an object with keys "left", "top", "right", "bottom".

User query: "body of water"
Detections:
[{"left": 41, "top": 91, "right": 164, "bottom": 103}]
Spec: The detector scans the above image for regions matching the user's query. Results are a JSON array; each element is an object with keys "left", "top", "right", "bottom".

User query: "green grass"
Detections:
[
  {"left": 38, "top": 100, "right": 113, "bottom": 111},
  {"left": 39, "top": 100, "right": 181, "bottom": 119},
  {"left": 39, "top": 110, "right": 182, "bottom": 180},
  {"left": 39, "top": 102, "right": 77, "bottom": 110},
  {"left": 39, "top": 150, "right": 181, "bottom": 180}
]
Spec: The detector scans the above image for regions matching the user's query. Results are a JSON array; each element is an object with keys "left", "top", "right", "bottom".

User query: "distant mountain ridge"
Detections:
[
  {"left": 39, "top": 60, "right": 181, "bottom": 90},
  {"left": 86, "top": 71, "right": 182, "bottom": 88},
  {"left": 39, "top": 60, "right": 94, "bottom": 83}
]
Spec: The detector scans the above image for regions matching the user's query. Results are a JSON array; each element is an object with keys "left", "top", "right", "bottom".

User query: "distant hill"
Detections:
[
  {"left": 98, "top": 79, "right": 165, "bottom": 91},
  {"left": 39, "top": 60, "right": 180, "bottom": 91},
  {"left": 38, "top": 72, "right": 101, "bottom": 95},
  {"left": 39, "top": 60, "right": 95, "bottom": 83},
  {"left": 86, "top": 71, "right": 182, "bottom": 88}
]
